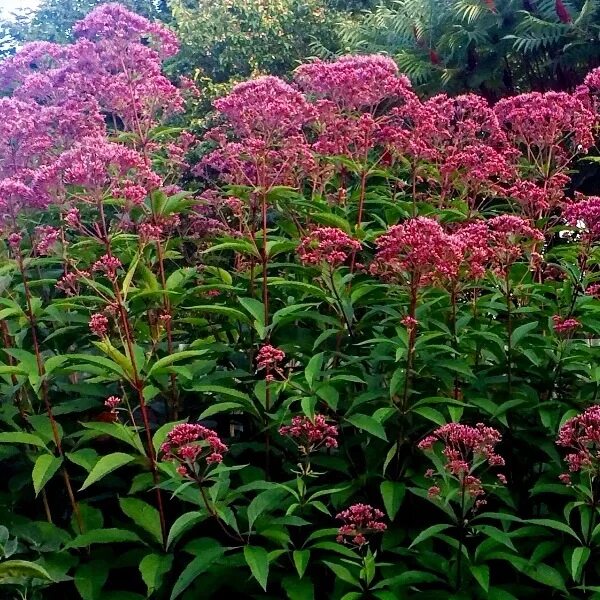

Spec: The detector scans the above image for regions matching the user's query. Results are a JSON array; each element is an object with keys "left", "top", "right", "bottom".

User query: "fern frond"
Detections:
[
  {"left": 453, "top": 0, "right": 486, "bottom": 24},
  {"left": 395, "top": 49, "right": 436, "bottom": 84},
  {"left": 574, "top": 0, "right": 600, "bottom": 27}
]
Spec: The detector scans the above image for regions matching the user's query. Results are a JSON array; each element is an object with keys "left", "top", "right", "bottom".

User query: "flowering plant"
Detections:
[{"left": 2, "top": 6, "right": 600, "bottom": 598}]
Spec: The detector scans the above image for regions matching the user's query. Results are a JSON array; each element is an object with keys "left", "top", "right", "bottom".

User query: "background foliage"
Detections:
[{"left": 335, "top": 0, "right": 600, "bottom": 97}]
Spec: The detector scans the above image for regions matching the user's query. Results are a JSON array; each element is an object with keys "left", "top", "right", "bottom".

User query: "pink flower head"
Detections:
[
  {"left": 371, "top": 217, "right": 481, "bottom": 286},
  {"left": 401, "top": 315, "right": 418, "bottom": 329},
  {"left": 297, "top": 227, "right": 360, "bottom": 267},
  {"left": 7, "top": 232, "right": 22, "bottom": 249},
  {"left": 138, "top": 222, "right": 163, "bottom": 242},
  {"left": 92, "top": 254, "right": 122, "bottom": 279},
  {"left": 104, "top": 396, "right": 121, "bottom": 411},
  {"left": 557, "top": 406, "right": 600, "bottom": 479},
  {"left": 64, "top": 207, "right": 80, "bottom": 228},
  {"left": 34, "top": 225, "right": 60, "bottom": 255},
  {"left": 428, "top": 485, "right": 441, "bottom": 498},
  {"left": 552, "top": 315, "right": 581, "bottom": 335},
  {"left": 563, "top": 195, "right": 600, "bottom": 242},
  {"left": 56, "top": 272, "right": 85, "bottom": 296},
  {"left": 279, "top": 414, "right": 338, "bottom": 453},
  {"left": 494, "top": 92, "right": 594, "bottom": 169},
  {"left": 214, "top": 76, "right": 316, "bottom": 138},
  {"left": 256, "top": 344, "right": 286, "bottom": 373},
  {"left": 73, "top": 3, "right": 179, "bottom": 59},
  {"left": 295, "top": 55, "right": 413, "bottom": 110},
  {"left": 507, "top": 178, "right": 566, "bottom": 220},
  {"left": 419, "top": 422, "right": 505, "bottom": 498},
  {"left": 587, "top": 283, "right": 600, "bottom": 299},
  {"left": 89, "top": 313, "right": 109, "bottom": 337},
  {"left": 160, "top": 423, "right": 228, "bottom": 479},
  {"left": 336, "top": 503, "right": 387, "bottom": 546},
  {"left": 486, "top": 215, "right": 544, "bottom": 275}
]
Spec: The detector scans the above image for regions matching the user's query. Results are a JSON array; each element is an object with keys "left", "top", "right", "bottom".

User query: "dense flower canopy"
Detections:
[{"left": 3, "top": 4, "right": 600, "bottom": 598}]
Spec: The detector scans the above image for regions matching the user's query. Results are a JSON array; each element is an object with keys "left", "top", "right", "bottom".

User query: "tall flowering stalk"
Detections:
[
  {"left": 280, "top": 414, "right": 338, "bottom": 516},
  {"left": 297, "top": 227, "right": 361, "bottom": 337},
  {"left": 419, "top": 423, "right": 506, "bottom": 589}
]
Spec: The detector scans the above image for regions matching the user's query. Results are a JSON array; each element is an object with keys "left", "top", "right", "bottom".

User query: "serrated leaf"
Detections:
[
  {"left": 293, "top": 550, "right": 310, "bottom": 579},
  {"left": 345, "top": 414, "right": 387, "bottom": 441},
  {"left": 0, "top": 432, "right": 47, "bottom": 448},
  {"left": 80, "top": 452, "right": 135, "bottom": 491},
  {"left": 32, "top": 454, "right": 63, "bottom": 497},
  {"left": 167, "top": 511, "right": 206, "bottom": 550},
  {"left": 66, "top": 528, "right": 143, "bottom": 548},
  {"left": 380, "top": 481, "right": 405, "bottom": 520},
  {"left": 119, "top": 497, "right": 163, "bottom": 545},
  {"left": 244, "top": 545, "right": 269, "bottom": 592},
  {"left": 409, "top": 524, "right": 452, "bottom": 548},
  {"left": 140, "top": 553, "right": 173, "bottom": 596}
]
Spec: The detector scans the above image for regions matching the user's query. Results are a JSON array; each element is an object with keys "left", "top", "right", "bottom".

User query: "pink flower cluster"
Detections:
[
  {"left": 0, "top": 3, "right": 195, "bottom": 244},
  {"left": 104, "top": 396, "right": 121, "bottom": 412},
  {"left": 256, "top": 344, "right": 286, "bottom": 373},
  {"left": 552, "top": 316, "right": 581, "bottom": 335},
  {"left": 213, "top": 76, "right": 316, "bottom": 137},
  {"left": 295, "top": 55, "right": 412, "bottom": 110},
  {"left": 563, "top": 195, "right": 600, "bottom": 241},
  {"left": 419, "top": 422, "right": 505, "bottom": 501},
  {"left": 160, "top": 423, "right": 228, "bottom": 478},
  {"left": 279, "top": 414, "right": 338, "bottom": 454},
  {"left": 336, "top": 504, "right": 387, "bottom": 546},
  {"left": 92, "top": 254, "right": 122, "bottom": 279},
  {"left": 89, "top": 313, "right": 109, "bottom": 337},
  {"left": 557, "top": 406, "right": 600, "bottom": 478},
  {"left": 33, "top": 225, "right": 60, "bottom": 255},
  {"left": 370, "top": 217, "right": 536, "bottom": 286},
  {"left": 587, "top": 283, "right": 600, "bottom": 299},
  {"left": 494, "top": 92, "right": 594, "bottom": 162},
  {"left": 297, "top": 227, "right": 361, "bottom": 267}
]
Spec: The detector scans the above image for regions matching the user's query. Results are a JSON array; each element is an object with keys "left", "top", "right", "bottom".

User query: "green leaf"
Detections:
[
  {"left": 75, "top": 560, "right": 108, "bottom": 600},
  {"left": 148, "top": 350, "right": 208, "bottom": 376},
  {"left": 0, "top": 432, "right": 47, "bottom": 448},
  {"left": 470, "top": 564, "right": 489, "bottom": 593},
  {"left": 66, "top": 528, "right": 143, "bottom": 549},
  {"left": 409, "top": 524, "right": 452, "bottom": 548},
  {"left": 411, "top": 406, "right": 446, "bottom": 426},
  {"left": 380, "top": 481, "right": 405, "bottom": 521},
  {"left": 293, "top": 549, "right": 310, "bottom": 579},
  {"left": 0, "top": 560, "right": 53, "bottom": 581},
  {"left": 244, "top": 545, "right": 269, "bottom": 592},
  {"left": 322, "top": 561, "right": 360, "bottom": 588},
  {"left": 511, "top": 321, "right": 539, "bottom": 346},
  {"left": 119, "top": 497, "right": 163, "bottom": 545},
  {"left": 81, "top": 422, "right": 145, "bottom": 455},
  {"left": 170, "top": 539, "right": 224, "bottom": 600},
  {"left": 476, "top": 525, "right": 516, "bottom": 551},
  {"left": 140, "top": 553, "right": 173, "bottom": 596},
  {"left": 305, "top": 353, "right": 323, "bottom": 389},
  {"left": 32, "top": 454, "right": 63, "bottom": 497},
  {"left": 345, "top": 414, "right": 387, "bottom": 441},
  {"left": 238, "top": 297, "right": 266, "bottom": 338},
  {"left": 247, "top": 487, "right": 288, "bottom": 532},
  {"left": 80, "top": 452, "right": 136, "bottom": 490},
  {"left": 167, "top": 511, "right": 206, "bottom": 550},
  {"left": 527, "top": 518, "right": 581, "bottom": 542},
  {"left": 570, "top": 546, "right": 590, "bottom": 583},
  {"left": 282, "top": 575, "right": 314, "bottom": 600}
]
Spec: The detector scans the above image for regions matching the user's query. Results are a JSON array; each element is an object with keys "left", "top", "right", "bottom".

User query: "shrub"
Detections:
[{"left": 2, "top": 4, "right": 600, "bottom": 599}]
